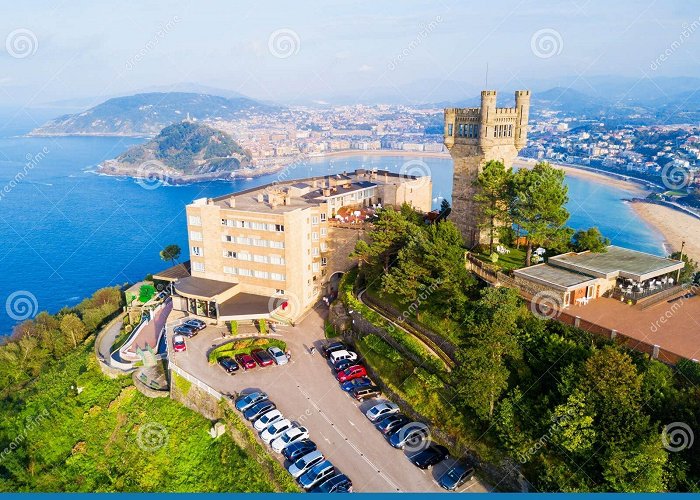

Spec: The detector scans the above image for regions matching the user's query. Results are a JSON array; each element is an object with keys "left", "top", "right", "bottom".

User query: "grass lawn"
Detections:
[{"left": 475, "top": 246, "right": 526, "bottom": 271}]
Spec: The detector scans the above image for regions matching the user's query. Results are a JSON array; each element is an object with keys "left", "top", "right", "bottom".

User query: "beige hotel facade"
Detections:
[{"left": 155, "top": 169, "right": 432, "bottom": 324}]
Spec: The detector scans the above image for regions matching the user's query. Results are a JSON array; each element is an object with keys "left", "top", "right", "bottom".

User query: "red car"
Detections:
[
  {"left": 337, "top": 364, "right": 367, "bottom": 383},
  {"left": 235, "top": 353, "right": 257, "bottom": 370},
  {"left": 251, "top": 348, "right": 275, "bottom": 367},
  {"left": 173, "top": 335, "right": 187, "bottom": 352}
]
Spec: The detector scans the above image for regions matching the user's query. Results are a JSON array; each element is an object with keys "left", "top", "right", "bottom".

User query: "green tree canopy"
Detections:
[
  {"left": 474, "top": 160, "right": 513, "bottom": 254},
  {"left": 160, "top": 244, "right": 181, "bottom": 265},
  {"left": 572, "top": 227, "right": 610, "bottom": 253}
]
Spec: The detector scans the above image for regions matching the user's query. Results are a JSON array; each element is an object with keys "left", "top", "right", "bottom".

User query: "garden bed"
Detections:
[{"left": 208, "top": 337, "right": 287, "bottom": 363}]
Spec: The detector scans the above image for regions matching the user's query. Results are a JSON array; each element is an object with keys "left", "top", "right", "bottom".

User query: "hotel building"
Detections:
[{"left": 155, "top": 169, "right": 432, "bottom": 324}]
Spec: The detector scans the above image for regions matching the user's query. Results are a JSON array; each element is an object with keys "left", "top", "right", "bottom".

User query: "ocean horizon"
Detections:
[{"left": 0, "top": 117, "right": 665, "bottom": 335}]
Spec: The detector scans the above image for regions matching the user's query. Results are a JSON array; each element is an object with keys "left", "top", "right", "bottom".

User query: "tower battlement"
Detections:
[{"left": 443, "top": 89, "right": 531, "bottom": 248}]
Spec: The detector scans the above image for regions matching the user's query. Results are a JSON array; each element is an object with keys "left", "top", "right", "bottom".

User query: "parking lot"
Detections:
[{"left": 170, "top": 306, "right": 489, "bottom": 493}]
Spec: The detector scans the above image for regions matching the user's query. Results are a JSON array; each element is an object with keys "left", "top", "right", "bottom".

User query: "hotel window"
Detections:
[
  {"left": 312, "top": 216, "right": 319, "bottom": 225},
  {"left": 271, "top": 272, "right": 285, "bottom": 281},
  {"left": 275, "top": 289, "right": 285, "bottom": 295},
  {"left": 253, "top": 270, "right": 269, "bottom": 279},
  {"left": 221, "top": 219, "right": 234, "bottom": 227},
  {"left": 193, "top": 262, "right": 205, "bottom": 272},
  {"left": 238, "top": 268, "right": 252, "bottom": 277},
  {"left": 223, "top": 266, "right": 236, "bottom": 275},
  {"left": 320, "top": 213, "right": 326, "bottom": 222},
  {"left": 274, "top": 224, "right": 285, "bottom": 232},
  {"left": 223, "top": 235, "right": 233, "bottom": 242},
  {"left": 253, "top": 254, "right": 267, "bottom": 263},
  {"left": 321, "top": 257, "right": 327, "bottom": 266},
  {"left": 236, "top": 220, "right": 247, "bottom": 228},
  {"left": 320, "top": 227, "right": 327, "bottom": 236},
  {"left": 320, "top": 242, "right": 327, "bottom": 252},
  {"left": 252, "top": 239, "right": 268, "bottom": 247},
  {"left": 192, "top": 246, "right": 203, "bottom": 257},
  {"left": 250, "top": 221, "right": 267, "bottom": 230},
  {"left": 189, "top": 215, "right": 201, "bottom": 226},
  {"left": 223, "top": 250, "right": 237, "bottom": 259},
  {"left": 312, "top": 232, "right": 319, "bottom": 241},
  {"left": 190, "top": 231, "right": 203, "bottom": 241},
  {"left": 312, "top": 247, "right": 319, "bottom": 256},
  {"left": 270, "top": 255, "right": 285, "bottom": 265},
  {"left": 238, "top": 252, "right": 252, "bottom": 261},
  {"left": 236, "top": 236, "right": 251, "bottom": 245},
  {"left": 312, "top": 262, "right": 320, "bottom": 272},
  {"left": 270, "top": 240, "right": 284, "bottom": 249}
]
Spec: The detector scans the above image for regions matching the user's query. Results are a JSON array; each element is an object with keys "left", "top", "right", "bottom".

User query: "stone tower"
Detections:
[{"left": 444, "top": 90, "right": 530, "bottom": 248}]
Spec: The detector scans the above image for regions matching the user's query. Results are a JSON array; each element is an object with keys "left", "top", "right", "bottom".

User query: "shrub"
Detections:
[
  {"left": 258, "top": 319, "right": 267, "bottom": 334},
  {"left": 363, "top": 334, "right": 402, "bottom": 362},
  {"left": 228, "top": 320, "right": 238, "bottom": 336},
  {"left": 138, "top": 284, "right": 156, "bottom": 303}
]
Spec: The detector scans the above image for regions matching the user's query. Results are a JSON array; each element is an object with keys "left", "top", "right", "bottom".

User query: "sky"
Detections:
[{"left": 1, "top": 0, "right": 700, "bottom": 107}]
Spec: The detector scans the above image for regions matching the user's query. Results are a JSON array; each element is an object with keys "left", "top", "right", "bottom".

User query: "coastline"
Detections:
[{"left": 630, "top": 200, "right": 700, "bottom": 261}]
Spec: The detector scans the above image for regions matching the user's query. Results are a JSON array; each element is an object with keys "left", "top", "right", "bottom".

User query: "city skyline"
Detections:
[{"left": 2, "top": 0, "right": 700, "bottom": 108}]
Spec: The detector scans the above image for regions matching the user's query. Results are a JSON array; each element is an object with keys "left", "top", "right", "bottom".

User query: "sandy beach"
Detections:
[{"left": 630, "top": 201, "right": 700, "bottom": 261}]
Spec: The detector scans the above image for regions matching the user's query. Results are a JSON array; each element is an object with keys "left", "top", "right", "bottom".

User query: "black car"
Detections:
[
  {"left": 218, "top": 356, "right": 239, "bottom": 374},
  {"left": 375, "top": 414, "right": 410, "bottom": 435},
  {"left": 282, "top": 440, "right": 317, "bottom": 462},
  {"left": 243, "top": 400, "right": 276, "bottom": 421},
  {"left": 310, "top": 473, "right": 353, "bottom": 493},
  {"left": 351, "top": 385, "right": 381, "bottom": 401},
  {"left": 322, "top": 341, "right": 347, "bottom": 358},
  {"left": 174, "top": 324, "right": 197, "bottom": 337},
  {"left": 438, "top": 461, "right": 475, "bottom": 491},
  {"left": 333, "top": 359, "right": 354, "bottom": 373},
  {"left": 184, "top": 318, "right": 206, "bottom": 331},
  {"left": 409, "top": 443, "right": 449, "bottom": 469}
]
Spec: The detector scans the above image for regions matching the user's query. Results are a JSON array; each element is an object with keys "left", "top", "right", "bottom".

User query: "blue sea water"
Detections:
[{"left": 0, "top": 118, "right": 664, "bottom": 334}]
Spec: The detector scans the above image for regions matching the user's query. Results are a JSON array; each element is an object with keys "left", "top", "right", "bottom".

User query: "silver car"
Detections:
[
  {"left": 287, "top": 450, "right": 324, "bottom": 479},
  {"left": 254, "top": 409, "right": 283, "bottom": 432},
  {"left": 267, "top": 346, "right": 289, "bottom": 365}
]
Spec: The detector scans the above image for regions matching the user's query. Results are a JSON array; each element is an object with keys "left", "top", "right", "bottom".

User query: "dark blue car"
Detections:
[
  {"left": 282, "top": 440, "right": 317, "bottom": 462},
  {"left": 340, "top": 377, "right": 372, "bottom": 392}
]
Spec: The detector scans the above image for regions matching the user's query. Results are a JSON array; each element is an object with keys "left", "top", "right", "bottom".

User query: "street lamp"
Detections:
[{"left": 676, "top": 240, "right": 686, "bottom": 283}]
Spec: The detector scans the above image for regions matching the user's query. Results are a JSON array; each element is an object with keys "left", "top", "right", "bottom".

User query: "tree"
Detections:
[
  {"left": 160, "top": 244, "right": 181, "bottom": 265},
  {"left": 474, "top": 160, "right": 512, "bottom": 253},
  {"left": 453, "top": 287, "right": 523, "bottom": 419},
  {"left": 670, "top": 251, "right": 697, "bottom": 284},
  {"left": 436, "top": 199, "right": 452, "bottom": 222},
  {"left": 60, "top": 313, "right": 88, "bottom": 349},
  {"left": 572, "top": 227, "right": 610, "bottom": 253},
  {"left": 512, "top": 162, "right": 570, "bottom": 266},
  {"left": 352, "top": 207, "right": 410, "bottom": 273}
]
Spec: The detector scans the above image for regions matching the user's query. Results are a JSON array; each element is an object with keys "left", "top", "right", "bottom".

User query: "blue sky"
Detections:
[{"left": 1, "top": 0, "right": 699, "bottom": 106}]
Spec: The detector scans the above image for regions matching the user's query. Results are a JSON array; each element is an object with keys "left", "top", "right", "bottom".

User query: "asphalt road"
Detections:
[{"left": 170, "top": 306, "right": 488, "bottom": 493}]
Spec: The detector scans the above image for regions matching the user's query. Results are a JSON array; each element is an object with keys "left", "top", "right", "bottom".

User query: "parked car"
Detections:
[
  {"left": 234, "top": 391, "right": 267, "bottom": 412},
  {"left": 438, "top": 461, "right": 475, "bottom": 491},
  {"left": 235, "top": 353, "right": 257, "bottom": 370},
  {"left": 174, "top": 324, "right": 197, "bottom": 337},
  {"left": 298, "top": 460, "right": 335, "bottom": 490},
  {"left": 351, "top": 385, "right": 381, "bottom": 401},
  {"left": 271, "top": 426, "right": 309, "bottom": 453},
  {"left": 388, "top": 422, "right": 430, "bottom": 449},
  {"left": 217, "top": 356, "right": 239, "bottom": 374},
  {"left": 332, "top": 359, "right": 355, "bottom": 373},
  {"left": 366, "top": 402, "right": 400, "bottom": 422},
  {"left": 260, "top": 418, "right": 293, "bottom": 444},
  {"left": 375, "top": 414, "right": 410, "bottom": 436},
  {"left": 251, "top": 348, "right": 275, "bottom": 367},
  {"left": 183, "top": 318, "right": 206, "bottom": 331},
  {"left": 409, "top": 443, "right": 449, "bottom": 469},
  {"left": 329, "top": 350, "right": 358, "bottom": 365},
  {"left": 287, "top": 450, "right": 324, "bottom": 479},
  {"left": 321, "top": 341, "right": 346, "bottom": 358},
  {"left": 340, "top": 377, "right": 373, "bottom": 392},
  {"left": 254, "top": 409, "right": 283, "bottom": 432},
  {"left": 310, "top": 473, "right": 353, "bottom": 493},
  {"left": 283, "top": 440, "right": 317, "bottom": 462},
  {"left": 267, "top": 346, "right": 288, "bottom": 365},
  {"left": 244, "top": 400, "right": 276, "bottom": 422},
  {"left": 172, "top": 335, "right": 187, "bottom": 352},
  {"left": 336, "top": 364, "right": 367, "bottom": 382}
]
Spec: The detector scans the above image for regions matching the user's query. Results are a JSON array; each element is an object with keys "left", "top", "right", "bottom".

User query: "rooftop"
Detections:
[
  {"left": 174, "top": 276, "right": 237, "bottom": 299},
  {"left": 153, "top": 261, "right": 191, "bottom": 282},
  {"left": 513, "top": 263, "right": 598, "bottom": 291},
  {"left": 549, "top": 245, "right": 684, "bottom": 281},
  {"left": 218, "top": 292, "right": 276, "bottom": 319}
]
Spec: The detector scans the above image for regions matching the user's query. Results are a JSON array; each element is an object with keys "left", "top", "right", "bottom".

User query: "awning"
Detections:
[
  {"left": 153, "top": 261, "right": 191, "bottom": 282},
  {"left": 173, "top": 276, "right": 238, "bottom": 300}
]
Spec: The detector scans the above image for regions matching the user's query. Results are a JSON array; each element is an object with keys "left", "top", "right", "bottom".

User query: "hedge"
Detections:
[{"left": 208, "top": 338, "right": 287, "bottom": 363}]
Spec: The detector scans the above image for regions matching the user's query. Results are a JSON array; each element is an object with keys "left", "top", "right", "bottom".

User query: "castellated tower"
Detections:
[{"left": 444, "top": 90, "right": 530, "bottom": 248}]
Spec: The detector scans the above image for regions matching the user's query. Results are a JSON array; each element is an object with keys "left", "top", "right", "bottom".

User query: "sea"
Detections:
[{"left": 0, "top": 115, "right": 665, "bottom": 335}]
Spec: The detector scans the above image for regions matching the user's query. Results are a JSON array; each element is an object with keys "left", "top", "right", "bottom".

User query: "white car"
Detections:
[
  {"left": 260, "top": 418, "right": 293, "bottom": 444},
  {"left": 287, "top": 450, "right": 325, "bottom": 479},
  {"left": 365, "top": 402, "right": 400, "bottom": 422},
  {"left": 267, "top": 346, "right": 288, "bottom": 365},
  {"left": 271, "top": 426, "right": 309, "bottom": 453},
  {"left": 329, "top": 349, "right": 358, "bottom": 365},
  {"left": 254, "top": 409, "right": 283, "bottom": 432}
]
